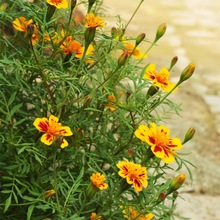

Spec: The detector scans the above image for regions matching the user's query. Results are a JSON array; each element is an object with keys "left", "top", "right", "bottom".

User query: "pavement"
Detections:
[{"left": 104, "top": 0, "right": 220, "bottom": 219}]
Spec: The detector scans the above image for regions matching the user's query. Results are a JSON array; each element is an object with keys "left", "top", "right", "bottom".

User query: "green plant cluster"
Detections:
[{"left": 0, "top": 0, "right": 195, "bottom": 219}]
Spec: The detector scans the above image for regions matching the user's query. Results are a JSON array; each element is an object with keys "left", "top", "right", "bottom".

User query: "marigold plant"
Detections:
[{"left": 0, "top": 0, "right": 195, "bottom": 219}]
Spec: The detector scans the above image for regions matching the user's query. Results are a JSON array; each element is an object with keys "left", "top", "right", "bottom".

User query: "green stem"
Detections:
[{"left": 123, "top": 0, "right": 145, "bottom": 33}]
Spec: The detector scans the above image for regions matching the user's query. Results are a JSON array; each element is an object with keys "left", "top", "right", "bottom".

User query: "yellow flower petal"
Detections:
[
  {"left": 60, "top": 138, "right": 68, "bottom": 148},
  {"left": 41, "top": 133, "right": 54, "bottom": 146},
  {"left": 47, "top": 0, "right": 68, "bottom": 9},
  {"left": 33, "top": 117, "right": 49, "bottom": 132}
]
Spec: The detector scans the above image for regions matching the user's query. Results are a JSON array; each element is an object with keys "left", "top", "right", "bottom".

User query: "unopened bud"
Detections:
[
  {"left": 155, "top": 23, "right": 167, "bottom": 41},
  {"left": 128, "top": 148, "right": 134, "bottom": 157},
  {"left": 83, "top": 95, "right": 92, "bottom": 107},
  {"left": 157, "top": 191, "right": 167, "bottom": 203},
  {"left": 179, "top": 63, "right": 195, "bottom": 83},
  {"left": 46, "top": 4, "right": 56, "bottom": 22},
  {"left": 88, "top": 0, "right": 96, "bottom": 13},
  {"left": 71, "top": 0, "right": 77, "bottom": 10},
  {"left": 111, "top": 27, "right": 117, "bottom": 39},
  {"left": 27, "top": 23, "right": 35, "bottom": 39},
  {"left": 43, "top": 189, "right": 56, "bottom": 199},
  {"left": 118, "top": 51, "right": 128, "bottom": 67},
  {"left": 136, "top": 33, "right": 146, "bottom": 46},
  {"left": 169, "top": 56, "right": 178, "bottom": 70},
  {"left": 182, "top": 127, "right": 195, "bottom": 144},
  {"left": 168, "top": 174, "right": 186, "bottom": 194},
  {"left": 147, "top": 85, "right": 159, "bottom": 97}
]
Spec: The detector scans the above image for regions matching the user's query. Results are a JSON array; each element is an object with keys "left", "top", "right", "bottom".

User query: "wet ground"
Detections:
[{"left": 105, "top": 0, "right": 220, "bottom": 219}]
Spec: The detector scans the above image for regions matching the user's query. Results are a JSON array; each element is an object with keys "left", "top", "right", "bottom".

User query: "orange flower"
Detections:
[
  {"left": 116, "top": 161, "right": 148, "bottom": 192},
  {"left": 122, "top": 42, "right": 147, "bottom": 59},
  {"left": 46, "top": 0, "right": 68, "bottom": 9},
  {"left": 122, "top": 206, "right": 154, "bottom": 220},
  {"left": 85, "top": 13, "right": 106, "bottom": 29},
  {"left": 61, "top": 36, "right": 83, "bottom": 55},
  {"left": 90, "top": 212, "right": 102, "bottom": 220},
  {"left": 33, "top": 115, "right": 73, "bottom": 148},
  {"left": 43, "top": 189, "right": 56, "bottom": 199},
  {"left": 105, "top": 93, "right": 116, "bottom": 111},
  {"left": 90, "top": 172, "right": 108, "bottom": 190},
  {"left": 134, "top": 123, "right": 182, "bottom": 163},
  {"left": 143, "top": 63, "right": 176, "bottom": 92},
  {"left": 12, "top": 16, "right": 33, "bottom": 37}
]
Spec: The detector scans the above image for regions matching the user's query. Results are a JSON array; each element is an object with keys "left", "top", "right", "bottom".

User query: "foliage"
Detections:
[{"left": 0, "top": 0, "right": 195, "bottom": 219}]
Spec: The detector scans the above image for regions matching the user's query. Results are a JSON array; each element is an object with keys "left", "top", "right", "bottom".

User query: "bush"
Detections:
[{"left": 0, "top": 0, "right": 195, "bottom": 219}]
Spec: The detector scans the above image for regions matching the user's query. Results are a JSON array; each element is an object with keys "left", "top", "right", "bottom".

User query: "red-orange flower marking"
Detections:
[
  {"left": 33, "top": 115, "right": 73, "bottom": 148},
  {"left": 134, "top": 123, "right": 182, "bottom": 163}
]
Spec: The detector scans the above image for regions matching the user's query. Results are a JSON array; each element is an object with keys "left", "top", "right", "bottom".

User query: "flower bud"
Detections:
[
  {"left": 46, "top": 4, "right": 56, "bottom": 22},
  {"left": 155, "top": 23, "right": 167, "bottom": 41},
  {"left": 88, "top": 0, "right": 96, "bottom": 13},
  {"left": 27, "top": 23, "right": 35, "bottom": 39},
  {"left": 147, "top": 85, "right": 159, "bottom": 97},
  {"left": 135, "top": 33, "right": 146, "bottom": 47},
  {"left": 169, "top": 56, "right": 178, "bottom": 70},
  {"left": 71, "top": 0, "right": 77, "bottom": 10},
  {"left": 179, "top": 63, "right": 195, "bottom": 83},
  {"left": 43, "top": 189, "right": 56, "bottom": 199},
  {"left": 182, "top": 127, "right": 195, "bottom": 144},
  {"left": 118, "top": 51, "right": 129, "bottom": 67},
  {"left": 111, "top": 27, "right": 117, "bottom": 39},
  {"left": 168, "top": 174, "right": 186, "bottom": 194},
  {"left": 157, "top": 191, "right": 167, "bottom": 203},
  {"left": 83, "top": 95, "right": 92, "bottom": 107}
]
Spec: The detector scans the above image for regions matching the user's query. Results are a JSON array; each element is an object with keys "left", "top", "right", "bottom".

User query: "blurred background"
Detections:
[{"left": 104, "top": 0, "right": 220, "bottom": 219}]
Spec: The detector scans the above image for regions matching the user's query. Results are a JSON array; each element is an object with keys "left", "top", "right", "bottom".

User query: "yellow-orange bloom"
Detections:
[
  {"left": 43, "top": 189, "right": 56, "bottom": 199},
  {"left": 105, "top": 93, "right": 117, "bottom": 111},
  {"left": 143, "top": 63, "right": 176, "bottom": 92},
  {"left": 61, "top": 36, "right": 83, "bottom": 55},
  {"left": 122, "top": 206, "right": 154, "bottom": 220},
  {"left": 116, "top": 161, "right": 148, "bottom": 192},
  {"left": 90, "top": 172, "right": 108, "bottom": 190},
  {"left": 46, "top": 0, "right": 68, "bottom": 9},
  {"left": 85, "top": 13, "right": 106, "bottom": 29},
  {"left": 12, "top": 16, "right": 33, "bottom": 37},
  {"left": 122, "top": 43, "right": 147, "bottom": 59},
  {"left": 90, "top": 212, "right": 102, "bottom": 220},
  {"left": 33, "top": 115, "right": 73, "bottom": 148},
  {"left": 134, "top": 123, "right": 182, "bottom": 163}
]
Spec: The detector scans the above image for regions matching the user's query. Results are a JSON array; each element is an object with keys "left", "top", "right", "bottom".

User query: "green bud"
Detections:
[
  {"left": 88, "top": 0, "right": 96, "bottom": 13},
  {"left": 167, "top": 174, "right": 186, "bottom": 194},
  {"left": 27, "top": 23, "right": 35, "bottom": 39},
  {"left": 155, "top": 23, "right": 167, "bottom": 41},
  {"left": 111, "top": 27, "right": 117, "bottom": 39},
  {"left": 118, "top": 51, "right": 128, "bottom": 67},
  {"left": 182, "top": 127, "right": 195, "bottom": 144},
  {"left": 179, "top": 63, "right": 195, "bottom": 83},
  {"left": 71, "top": 0, "right": 77, "bottom": 10},
  {"left": 169, "top": 56, "right": 178, "bottom": 70},
  {"left": 147, "top": 85, "right": 159, "bottom": 97},
  {"left": 46, "top": 4, "right": 56, "bottom": 22},
  {"left": 157, "top": 191, "right": 167, "bottom": 203},
  {"left": 135, "top": 33, "right": 146, "bottom": 47}
]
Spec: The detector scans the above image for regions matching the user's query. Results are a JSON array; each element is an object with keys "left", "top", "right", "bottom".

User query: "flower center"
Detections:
[{"left": 51, "top": 0, "right": 62, "bottom": 6}]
